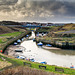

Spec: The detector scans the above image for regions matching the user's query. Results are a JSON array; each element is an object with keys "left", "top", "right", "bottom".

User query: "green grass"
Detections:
[
  {"left": 0, "top": 32, "right": 22, "bottom": 37},
  {"left": 0, "top": 58, "right": 3, "bottom": 61},
  {"left": 0, "top": 54, "right": 75, "bottom": 75},
  {"left": 0, "top": 32, "right": 23, "bottom": 50},
  {"left": 0, "top": 39, "right": 3, "bottom": 43},
  {"left": 0, "top": 32, "right": 22, "bottom": 44},
  {"left": 0, "top": 38, "right": 8, "bottom": 43}
]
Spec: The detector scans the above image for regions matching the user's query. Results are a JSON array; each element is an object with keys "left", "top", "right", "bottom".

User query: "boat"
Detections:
[
  {"left": 17, "top": 39, "right": 21, "bottom": 43},
  {"left": 37, "top": 42, "right": 43, "bottom": 46},
  {"left": 30, "top": 58, "right": 35, "bottom": 62},
  {"left": 15, "top": 49, "right": 23, "bottom": 52},
  {"left": 26, "top": 35, "right": 29, "bottom": 37},
  {"left": 14, "top": 42, "right": 18, "bottom": 45},
  {"left": 40, "top": 61, "right": 47, "bottom": 64},
  {"left": 33, "top": 38, "right": 36, "bottom": 41},
  {"left": 70, "top": 65, "right": 75, "bottom": 68},
  {"left": 16, "top": 56, "right": 26, "bottom": 60},
  {"left": 46, "top": 44, "right": 52, "bottom": 47}
]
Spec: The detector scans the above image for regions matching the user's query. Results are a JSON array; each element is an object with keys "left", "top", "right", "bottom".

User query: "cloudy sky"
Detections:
[{"left": 0, "top": 0, "right": 75, "bottom": 23}]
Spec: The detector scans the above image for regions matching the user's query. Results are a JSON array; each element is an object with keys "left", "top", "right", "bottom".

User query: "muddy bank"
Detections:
[
  {"left": 42, "top": 46, "right": 61, "bottom": 50},
  {"left": 4, "top": 45, "right": 26, "bottom": 57}
]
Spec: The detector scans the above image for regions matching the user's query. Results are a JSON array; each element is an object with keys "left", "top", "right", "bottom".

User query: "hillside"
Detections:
[
  {"left": 62, "top": 24, "right": 75, "bottom": 30},
  {"left": 48, "top": 24, "right": 75, "bottom": 37},
  {"left": 50, "top": 24, "right": 75, "bottom": 32},
  {"left": 0, "top": 21, "right": 22, "bottom": 25},
  {"left": 0, "top": 26, "right": 26, "bottom": 34},
  {"left": 36, "top": 24, "right": 75, "bottom": 33}
]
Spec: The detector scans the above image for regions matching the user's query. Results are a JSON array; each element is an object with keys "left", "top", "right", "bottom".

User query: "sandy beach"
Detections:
[{"left": 42, "top": 46, "right": 61, "bottom": 50}]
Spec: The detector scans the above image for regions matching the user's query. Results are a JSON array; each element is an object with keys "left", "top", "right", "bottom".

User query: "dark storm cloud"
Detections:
[
  {"left": 63, "top": 2, "right": 75, "bottom": 16},
  {"left": 0, "top": 0, "right": 75, "bottom": 22},
  {"left": 0, "top": 0, "right": 18, "bottom": 5}
]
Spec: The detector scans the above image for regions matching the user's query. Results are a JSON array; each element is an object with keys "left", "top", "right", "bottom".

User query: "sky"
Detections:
[{"left": 0, "top": 0, "right": 75, "bottom": 23}]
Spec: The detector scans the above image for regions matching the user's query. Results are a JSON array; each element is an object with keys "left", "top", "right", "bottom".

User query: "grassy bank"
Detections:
[
  {"left": 0, "top": 53, "right": 75, "bottom": 75},
  {"left": 0, "top": 32, "right": 23, "bottom": 44},
  {"left": 0, "top": 32, "right": 23, "bottom": 50},
  {"left": 0, "top": 32, "right": 22, "bottom": 37}
]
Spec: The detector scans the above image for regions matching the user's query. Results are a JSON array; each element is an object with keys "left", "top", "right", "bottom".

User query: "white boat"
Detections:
[
  {"left": 17, "top": 39, "right": 21, "bottom": 43},
  {"left": 37, "top": 42, "right": 43, "bottom": 46},
  {"left": 14, "top": 42, "right": 18, "bottom": 45}
]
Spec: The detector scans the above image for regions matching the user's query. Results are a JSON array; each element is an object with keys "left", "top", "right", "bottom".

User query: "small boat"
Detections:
[
  {"left": 70, "top": 65, "right": 75, "bottom": 68},
  {"left": 40, "top": 61, "right": 47, "bottom": 64},
  {"left": 14, "top": 42, "right": 18, "bottom": 45},
  {"left": 17, "top": 39, "right": 21, "bottom": 43},
  {"left": 15, "top": 49, "right": 23, "bottom": 52},
  {"left": 16, "top": 56, "right": 25, "bottom": 60},
  {"left": 33, "top": 38, "right": 36, "bottom": 41},
  {"left": 37, "top": 42, "right": 43, "bottom": 46},
  {"left": 46, "top": 44, "right": 52, "bottom": 47},
  {"left": 30, "top": 58, "right": 35, "bottom": 62},
  {"left": 26, "top": 35, "right": 29, "bottom": 37}
]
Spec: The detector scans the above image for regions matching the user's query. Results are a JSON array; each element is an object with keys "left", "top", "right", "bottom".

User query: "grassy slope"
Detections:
[
  {"left": 62, "top": 24, "right": 75, "bottom": 30},
  {"left": 0, "top": 32, "right": 22, "bottom": 37},
  {"left": 0, "top": 26, "right": 26, "bottom": 34},
  {"left": 0, "top": 32, "right": 23, "bottom": 48},
  {"left": 36, "top": 24, "right": 75, "bottom": 33},
  {"left": 0, "top": 53, "right": 75, "bottom": 75},
  {"left": 0, "top": 26, "right": 26, "bottom": 49},
  {"left": 51, "top": 24, "right": 75, "bottom": 32},
  {"left": 0, "top": 32, "right": 22, "bottom": 46}
]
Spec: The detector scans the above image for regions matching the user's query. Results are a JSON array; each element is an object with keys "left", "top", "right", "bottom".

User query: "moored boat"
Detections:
[
  {"left": 40, "top": 61, "right": 47, "bottom": 64},
  {"left": 37, "top": 42, "right": 43, "bottom": 46},
  {"left": 30, "top": 58, "right": 35, "bottom": 62},
  {"left": 14, "top": 42, "right": 18, "bottom": 45},
  {"left": 70, "top": 65, "right": 75, "bottom": 68},
  {"left": 33, "top": 38, "right": 36, "bottom": 41},
  {"left": 46, "top": 44, "right": 52, "bottom": 47},
  {"left": 17, "top": 39, "right": 21, "bottom": 44}
]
